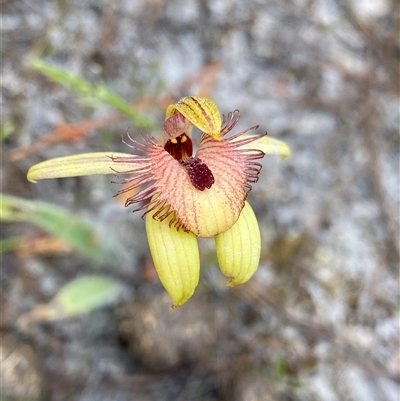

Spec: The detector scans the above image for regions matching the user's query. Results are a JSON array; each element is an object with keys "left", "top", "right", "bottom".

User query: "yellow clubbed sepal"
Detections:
[
  {"left": 214, "top": 201, "right": 261, "bottom": 286},
  {"left": 165, "top": 96, "right": 222, "bottom": 140},
  {"left": 236, "top": 135, "right": 291, "bottom": 160},
  {"left": 145, "top": 210, "right": 200, "bottom": 308},
  {"left": 27, "top": 152, "right": 135, "bottom": 183}
]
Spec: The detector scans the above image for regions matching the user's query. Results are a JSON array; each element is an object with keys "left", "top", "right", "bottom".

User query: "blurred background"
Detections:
[{"left": 1, "top": 0, "right": 399, "bottom": 400}]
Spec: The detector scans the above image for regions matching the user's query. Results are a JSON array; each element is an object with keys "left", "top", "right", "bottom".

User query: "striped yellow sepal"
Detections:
[
  {"left": 214, "top": 201, "right": 261, "bottom": 286},
  {"left": 145, "top": 211, "right": 200, "bottom": 307}
]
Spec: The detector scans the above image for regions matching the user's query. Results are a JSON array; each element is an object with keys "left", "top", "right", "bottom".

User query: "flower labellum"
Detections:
[
  {"left": 112, "top": 107, "right": 264, "bottom": 238},
  {"left": 26, "top": 96, "right": 291, "bottom": 307}
]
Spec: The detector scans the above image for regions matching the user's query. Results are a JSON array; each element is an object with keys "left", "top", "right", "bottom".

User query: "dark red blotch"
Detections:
[{"left": 181, "top": 157, "right": 215, "bottom": 191}]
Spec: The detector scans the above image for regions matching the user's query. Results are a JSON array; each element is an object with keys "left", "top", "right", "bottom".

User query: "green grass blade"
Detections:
[
  {"left": 17, "top": 276, "right": 125, "bottom": 326},
  {"left": 51, "top": 275, "right": 125, "bottom": 316},
  {"left": 30, "top": 58, "right": 155, "bottom": 128},
  {"left": 0, "top": 236, "right": 22, "bottom": 253},
  {"left": 1, "top": 194, "right": 117, "bottom": 261}
]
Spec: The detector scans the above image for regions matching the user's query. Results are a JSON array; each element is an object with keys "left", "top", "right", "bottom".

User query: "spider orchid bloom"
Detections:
[{"left": 27, "top": 96, "right": 290, "bottom": 307}]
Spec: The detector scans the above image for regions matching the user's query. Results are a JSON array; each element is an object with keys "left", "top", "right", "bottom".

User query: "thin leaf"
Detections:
[
  {"left": 0, "top": 236, "right": 22, "bottom": 253},
  {"left": 27, "top": 152, "right": 135, "bottom": 182},
  {"left": 51, "top": 275, "right": 124, "bottom": 316},
  {"left": 17, "top": 276, "right": 125, "bottom": 327},
  {"left": 30, "top": 58, "right": 155, "bottom": 128},
  {"left": 1, "top": 121, "right": 15, "bottom": 141},
  {"left": 1, "top": 194, "right": 115, "bottom": 261}
]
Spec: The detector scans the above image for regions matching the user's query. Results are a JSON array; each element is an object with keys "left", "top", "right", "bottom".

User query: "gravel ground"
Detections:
[{"left": 1, "top": 1, "right": 399, "bottom": 400}]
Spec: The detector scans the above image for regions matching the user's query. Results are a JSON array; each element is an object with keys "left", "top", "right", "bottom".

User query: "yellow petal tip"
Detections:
[
  {"left": 27, "top": 169, "right": 38, "bottom": 183},
  {"left": 171, "top": 294, "right": 193, "bottom": 309},
  {"left": 237, "top": 135, "right": 291, "bottom": 159},
  {"left": 226, "top": 274, "right": 252, "bottom": 287},
  {"left": 279, "top": 144, "right": 291, "bottom": 160}
]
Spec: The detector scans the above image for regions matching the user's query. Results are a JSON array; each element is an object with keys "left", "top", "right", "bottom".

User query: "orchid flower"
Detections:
[{"left": 27, "top": 96, "right": 290, "bottom": 307}]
